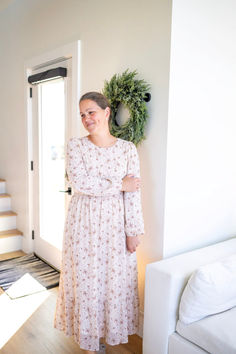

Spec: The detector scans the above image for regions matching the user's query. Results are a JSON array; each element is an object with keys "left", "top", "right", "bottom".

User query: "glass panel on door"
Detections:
[{"left": 38, "top": 78, "right": 66, "bottom": 250}]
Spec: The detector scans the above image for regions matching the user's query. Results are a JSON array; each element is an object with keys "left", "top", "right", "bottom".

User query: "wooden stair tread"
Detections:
[
  {"left": 0, "top": 179, "right": 6, "bottom": 182},
  {"left": 0, "top": 210, "right": 17, "bottom": 217},
  {"left": 0, "top": 229, "right": 23, "bottom": 238},
  {"left": 0, "top": 193, "right": 10, "bottom": 198},
  {"left": 0, "top": 250, "right": 26, "bottom": 261}
]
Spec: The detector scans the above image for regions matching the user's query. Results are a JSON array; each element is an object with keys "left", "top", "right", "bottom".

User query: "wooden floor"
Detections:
[{"left": 0, "top": 251, "right": 142, "bottom": 354}]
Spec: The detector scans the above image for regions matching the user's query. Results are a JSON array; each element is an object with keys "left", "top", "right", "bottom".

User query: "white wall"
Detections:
[
  {"left": 164, "top": 0, "right": 236, "bottom": 257},
  {"left": 0, "top": 0, "right": 172, "bottom": 329},
  {"left": 1, "top": 0, "right": 236, "bottom": 337}
]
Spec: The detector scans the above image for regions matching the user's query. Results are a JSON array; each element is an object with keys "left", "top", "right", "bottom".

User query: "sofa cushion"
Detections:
[
  {"left": 179, "top": 253, "right": 236, "bottom": 324},
  {"left": 176, "top": 306, "right": 236, "bottom": 354}
]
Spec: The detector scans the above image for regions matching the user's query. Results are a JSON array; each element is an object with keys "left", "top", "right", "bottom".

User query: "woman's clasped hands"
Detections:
[{"left": 121, "top": 174, "right": 140, "bottom": 192}]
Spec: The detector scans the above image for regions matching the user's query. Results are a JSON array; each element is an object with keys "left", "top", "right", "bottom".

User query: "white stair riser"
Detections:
[
  {"left": 0, "top": 198, "right": 11, "bottom": 212},
  {"left": 0, "top": 216, "right": 16, "bottom": 231},
  {"left": 0, "top": 182, "right": 6, "bottom": 194},
  {"left": 0, "top": 236, "right": 22, "bottom": 254}
]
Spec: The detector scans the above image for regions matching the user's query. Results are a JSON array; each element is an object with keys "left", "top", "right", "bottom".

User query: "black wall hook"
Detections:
[{"left": 144, "top": 93, "right": 151, "bottom": 102}]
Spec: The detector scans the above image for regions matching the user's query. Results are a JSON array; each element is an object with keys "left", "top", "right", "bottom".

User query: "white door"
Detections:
[{"left": 31, "top": 58, "right": 73, "bottom": 270}]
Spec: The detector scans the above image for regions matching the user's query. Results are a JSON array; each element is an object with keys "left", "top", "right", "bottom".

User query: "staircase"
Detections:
[{"left": 0, "top": 178, "right": 23, "bottom": 254}]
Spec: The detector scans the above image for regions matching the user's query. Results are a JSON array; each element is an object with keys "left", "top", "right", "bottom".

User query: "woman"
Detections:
[{"left": 54, "top": 92, "right": 145, "bottom": 353}]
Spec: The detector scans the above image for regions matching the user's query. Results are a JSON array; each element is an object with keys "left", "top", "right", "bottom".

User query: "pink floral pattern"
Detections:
[{"left": 54, "top": 136, "right": 144, "bottom": 351}]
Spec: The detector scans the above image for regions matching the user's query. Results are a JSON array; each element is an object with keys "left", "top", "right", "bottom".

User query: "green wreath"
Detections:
[{"left": 103, "top": 70, "right": 150, "bottom": 145}]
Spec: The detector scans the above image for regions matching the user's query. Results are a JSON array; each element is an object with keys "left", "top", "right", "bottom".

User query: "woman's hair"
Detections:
[{"left": 79, "top": 91, "right": 111, "bottom": 111}]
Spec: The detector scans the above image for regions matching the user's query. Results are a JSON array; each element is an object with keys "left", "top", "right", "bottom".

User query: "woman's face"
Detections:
[{"left": 79, "top": 99, "right": 110, "bottom": 134}]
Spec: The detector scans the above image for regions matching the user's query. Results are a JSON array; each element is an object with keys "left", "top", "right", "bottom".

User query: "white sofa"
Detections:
[{"left": 143, "top": 237, "right": 236, "bottom": 354}]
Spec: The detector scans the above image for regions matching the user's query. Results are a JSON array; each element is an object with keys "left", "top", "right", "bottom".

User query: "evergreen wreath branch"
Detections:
[{"left": 103, "top": 69, "right": 150, "bottom": 145}]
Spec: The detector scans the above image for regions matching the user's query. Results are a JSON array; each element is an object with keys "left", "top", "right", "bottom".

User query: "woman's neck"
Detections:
[{"left": 88, "top": 132, "right": 117, "bottom": 148}]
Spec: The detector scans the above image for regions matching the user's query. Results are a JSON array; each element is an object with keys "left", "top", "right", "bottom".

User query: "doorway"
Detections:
[
  {"left": 25, "top": 42, "right": 80, "bottom": 270},
  {"left": 32, "top": 59, "right": 71, "bottom": 270}
]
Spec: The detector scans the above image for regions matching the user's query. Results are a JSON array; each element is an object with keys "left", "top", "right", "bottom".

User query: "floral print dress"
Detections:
[{"left": 54, "top": 135, "right": 144, "bottom": 351}]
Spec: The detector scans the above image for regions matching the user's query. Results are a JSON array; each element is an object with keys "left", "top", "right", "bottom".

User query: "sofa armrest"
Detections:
[{"left": 143, "top": 237, "right": 236, "bottom": 354}]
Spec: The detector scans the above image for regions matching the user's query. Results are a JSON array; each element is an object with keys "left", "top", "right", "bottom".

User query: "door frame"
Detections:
[{"left": 24, "top": 41, "right": 81, "bottom": 263}]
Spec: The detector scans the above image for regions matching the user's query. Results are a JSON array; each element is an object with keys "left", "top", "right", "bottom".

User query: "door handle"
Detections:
[{"left": 59, "top": 187, "right": 72, "bottom": 195}]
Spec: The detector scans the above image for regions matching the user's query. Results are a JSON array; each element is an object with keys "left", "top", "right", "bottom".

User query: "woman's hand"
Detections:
[
  {"left": 122, "top": 174, "right": 141, "bottom": 192},
  {"left": 126, "top": 235, "right": 141, "bottom": 253}
]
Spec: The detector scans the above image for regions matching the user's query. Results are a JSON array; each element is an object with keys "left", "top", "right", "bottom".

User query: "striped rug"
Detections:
[{"left": 0, "top": 253, "right": 60, "bottom": 299}]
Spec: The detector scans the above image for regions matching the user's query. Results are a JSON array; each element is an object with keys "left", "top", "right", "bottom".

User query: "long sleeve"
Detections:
[
  {"left": 124, "top": 142, "right": 145, "bottom": 237},
  {"left": 66, "top": 138, "right": 122, "bottom": 197}
]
